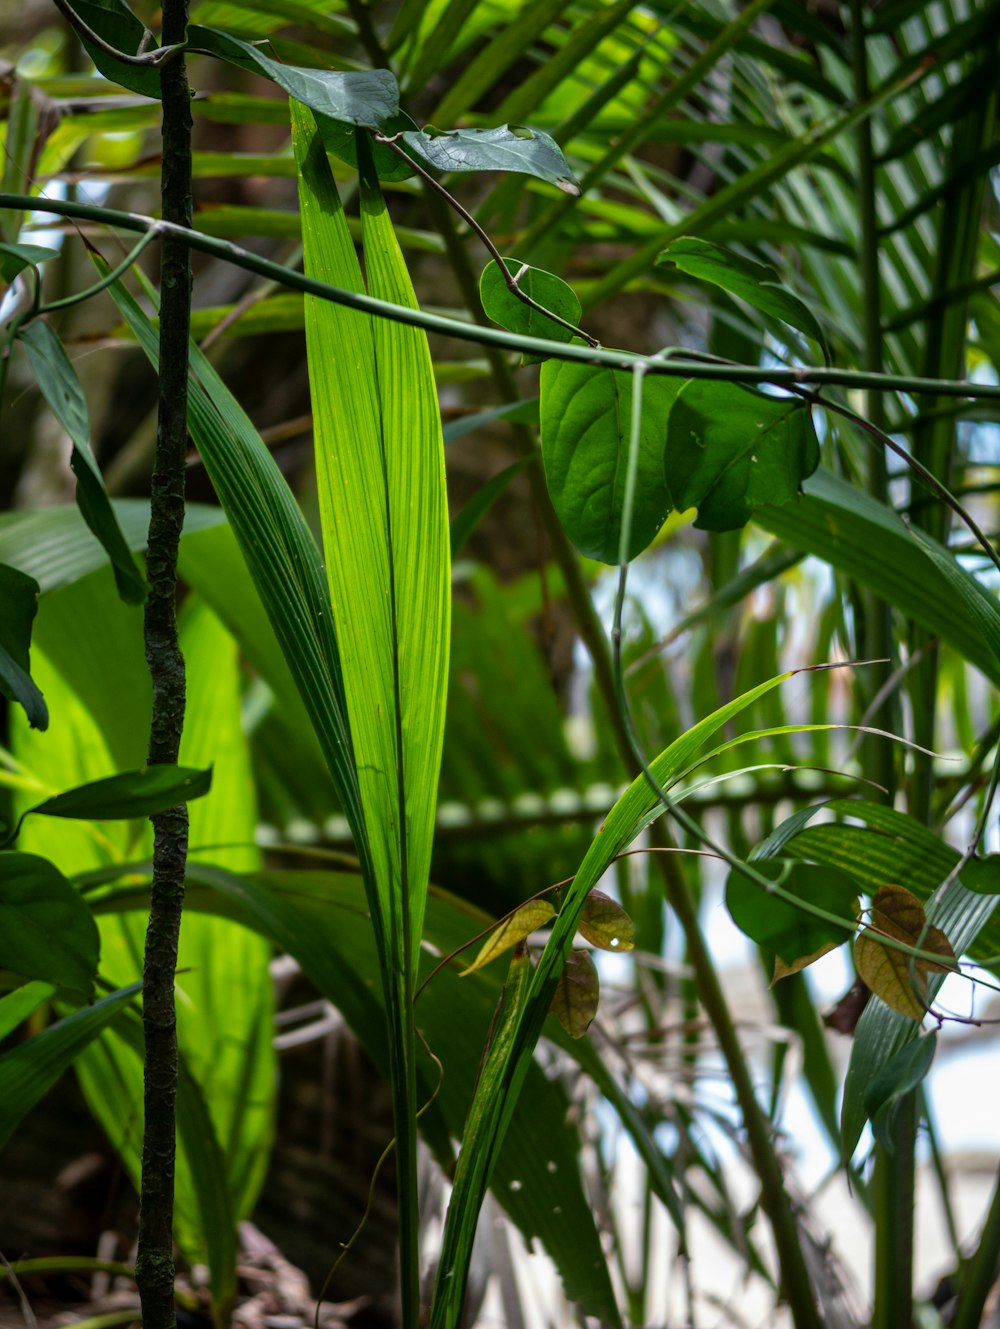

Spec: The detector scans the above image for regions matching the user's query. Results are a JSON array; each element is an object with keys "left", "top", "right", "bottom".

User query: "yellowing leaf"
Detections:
[
  {"left": 549, "top": 949, "right": 599, "bottom": 1039},
  {"left": 853, "top": 884, "right": 957, "bottom": 1021},
  {"left": 460, "top": 899, "right": 555, "bottom": 976},
  {"left": 577, "top": 889, "right": 635, "bottom": 953},
  {"left": 772, "top": 937, "right": 843, "bottom": 984}
]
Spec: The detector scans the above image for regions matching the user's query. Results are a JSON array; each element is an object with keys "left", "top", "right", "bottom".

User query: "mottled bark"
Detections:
[{"left": 133, "top": 8, "right": 193, "bottom": 1328}]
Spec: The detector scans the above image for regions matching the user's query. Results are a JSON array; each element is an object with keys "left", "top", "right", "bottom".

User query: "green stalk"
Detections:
[
  {"left": 134, "top": 16, "right": 193, "bottom": 1329},
  {"left": 430, "top": 187, "right": 820, "bottom": 1329},
  {"left": 848, "top": 7, "right": 910, "bottom": 1322},
  {"left": 952, "top": 1165, "right": 1000, "bottom": 1329},
  {"left": 5, "top": 193, "right": 1000, "bottom": 401}
]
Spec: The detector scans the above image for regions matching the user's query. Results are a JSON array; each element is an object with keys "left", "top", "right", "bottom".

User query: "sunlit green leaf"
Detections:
[{"left": 0, "top": 981, "right": 55, "bottom": 1042}]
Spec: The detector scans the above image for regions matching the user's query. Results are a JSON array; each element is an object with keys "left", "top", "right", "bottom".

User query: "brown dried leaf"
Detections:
[
  {"left": 549, "top": 948, "right": 599, "bottom": 1039},
  {"left": 577, "top": 889, "right": 635, "bottom": 953},
  {"left": 459, "top": 899, "right": 555, "bottom": 976},
  {"left": 853, "top": 884, "right": 956, "bottom": 1021}
]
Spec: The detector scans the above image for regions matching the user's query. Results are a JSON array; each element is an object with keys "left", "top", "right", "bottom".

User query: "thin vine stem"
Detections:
[
  {"left": 5, "top": 192, "right": 1000, "bottom": 401},
  {"left": 48, "top": 0, "right": 184, "bottom": 66}
]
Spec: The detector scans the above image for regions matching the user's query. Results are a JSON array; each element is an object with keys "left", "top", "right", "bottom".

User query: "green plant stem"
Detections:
[
  {"left": 952, "top": 1165, "right": 1000, "bottom": 1329},
  {"left": 5, "top": 193, "right": 1000, "bottom": 401},
  {"left": 432, "top": 186, "right": 820, "bottom": 1329},
  {"left": 133, "top": 8, "right": 193, "bottom": 1329}
]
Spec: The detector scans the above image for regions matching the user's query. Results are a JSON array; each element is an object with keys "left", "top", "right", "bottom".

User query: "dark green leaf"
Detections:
[
  {"left": 540, "top": 360, "right": 680, "bottom": 562},
  {"left": 665, "top": 382, "right": 820, "bottom": 532},
  {"left": 0, "top": 981, "right": 141, "bottom": 1151},
  {"left": 0, "top": 243, "right": 59, "bottom": 284},
  {"left": 28, "top": 766, "right": 212, "bottom": 824},
  {"left": 863, "top": 1031, "right": 937, "bottom": 1152},
  {"left": 480, "top": 257, "right": 582, "bottom": 347},
  {"left": 19, "top": 322, "right": 147, "bottom": 605},
  {"left": 401, "top": 125, "right": 580, "bottom": 194},
  {"left": 725, "top": 859, "right": 857, "bottom": 967},
  {"left": 189, "top": 27, "right": 399, "bottom": 129},
  {"left": 0, "top": 563, "right": 47, "bottom": 729},
  {"left": 0, "top": 853, "right": 99, "bottom": 997},
  {"left": 549, "top": 948, "right": 599, "bottom": 1039},
  {"left": 963, "top": 856, "right": 1000, "bottom": 895},
  {"left": 450, "top": 458, "right": 531, "bottom": 558},
  {"left": 319, "top": 113, "right": 417, "bottom": 181},
  {"left": 61, "top": 0, "right": 162, "bottom": 97},
  {"left": 657, "top": 238, "right": 827, "bottom": 351}
]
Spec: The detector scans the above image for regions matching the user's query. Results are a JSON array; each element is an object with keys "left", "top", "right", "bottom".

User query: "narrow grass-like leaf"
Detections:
[
  {"left": 756, "top": 469, "right": 1000, "bottom": 685},
  {"left": 25, "top": 765, "right": 211, "bottom": 823},
  {"left": 0, "top": 981, "right": 140, "bottom": 1151},
  {"left": 0, "top": 852, "right": 100, "bottom": 996},
  {"left": 433, "top": 669, "right": 800, "bottom": 1320},
  {"left": 0, "top": 562, "right": 47, "bottom": 729},
  {"left": 450, "top": 458, "right": 531, "bottom": 558},
  {"left": 658, "top": 238, "right": 827, "bottom": 351},
  {"left": 19, "top": 321, "right": 147, "bottom": 605},
  {"left": 0, "top": 981, "right": 55, "bottom": 1041}
]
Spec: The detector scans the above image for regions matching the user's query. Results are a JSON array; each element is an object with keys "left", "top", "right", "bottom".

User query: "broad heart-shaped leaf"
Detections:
[
  {"left": 0, "top": 242, "right": 59, "bottom": 284},
  {"left": 726, "top": 860, "right": 857, "bottom": 971},
  {"left": 0, "top": 981, "right": 141, "bottom": 1152},
  {"left": 863, "top": 1030, "right": 937, "bottom": 1153},
  {"left": 18, "top": 322, "right": 147, "bottom": 606},
  {"left": 0, "top": 981, "right": 55, "bottom": 1042},
  {"left": 189, "top": 27, "right": 398, "bottom": 129},
  {"left": 549, "top": 949, "right": 599, "bottom": 1039},
  {"left": 665, "top": 381, "right": 820, "bottom": 532},
  {"left": 540, "top": 359, "right": 680, "bottom": 562},
  {"left": 854, "top": 884, "right": 957, "bottom": 1021},
  {"left": 0, "top": 853, "right": 99, "bottom": 997},
  {"left": 480, "top": 258, "right": 582, "bottom": 348},
  {"left": 460, "top": 899, "right": 555, "bottom": 976},
  {"left": 401, "top": 125, "right": 580, "bottom": 194},
  {"left": 0, "top": 563, "right": 47, "bottom": 729},
  {"left": 61, "top": 0, "right": 162, "bottom": 97},
  {"left": 657, "top": 238, "right": 827, "bottom": 353},
  {"left": 577, "top": 890, "right": 634, "bottom": 953},
  {"left": 25, "top": 765, "right": 212, "bottom": 825}
]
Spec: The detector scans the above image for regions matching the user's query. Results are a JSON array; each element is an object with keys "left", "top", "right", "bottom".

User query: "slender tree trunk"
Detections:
[{"left": 134, "top": 9, "right": 193, "bottom": 1328}]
